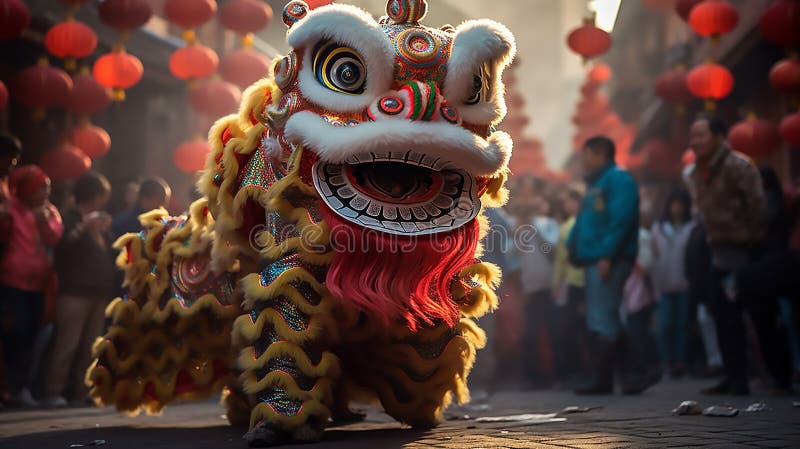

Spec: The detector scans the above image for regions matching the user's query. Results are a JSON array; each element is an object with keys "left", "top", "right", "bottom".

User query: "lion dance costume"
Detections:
[{"left": 86, "top": 0, "right": 515, "bottom": 445}]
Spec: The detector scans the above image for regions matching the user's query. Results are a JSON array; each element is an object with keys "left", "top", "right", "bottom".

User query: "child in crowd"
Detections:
[{"left": 651, "top": 189, "right": 694, "bottom": 378}]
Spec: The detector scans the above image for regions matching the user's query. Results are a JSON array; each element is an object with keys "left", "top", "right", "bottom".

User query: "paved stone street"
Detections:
[{"left": 1, "top": 379, "right": 798, "bottom": 448}]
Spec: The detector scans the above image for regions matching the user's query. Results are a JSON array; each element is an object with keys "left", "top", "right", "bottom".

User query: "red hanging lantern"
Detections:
[
  {"left": 174, "top": 139, "right": 210, "bottom": 173},
  {"left": 588, "top": 63, "right": 612, "bottom": 83},
  {"left": 93, "top": 49, "right": 144, "bottom": 100},
  {"left": 0, "top": 0, "right": 31, "bottom": 40},
  {"left": 44, "top": 20, "right": 98, "bottom": 69},
  {"left": 71, "top": 123, "right": 111, "bottom": 159},
  {"left": 189, "top": 78, "right": 241, "bottom": 118},
  {"left": 39, "top": 143, "right": 91, "bottom": 181},
  {"left": 567, "top": 18, "right": 612, "bottom": 60},
  {"left": 780, "top": 112, "right": 800, "bottom": 147},
  {"left": 654, "top": 66, "right": 694, "bottom": 105},
  {"left": 219, "top": 0, "right": 273, "bottom": 35},
  {"left": 0, "top": 80, "right": 7, "bottom": 110},
  {"left": 169, "top": 44, "right": 218, "bottom": 80},
  {"left": 164, "top": 0, "right": 217, "bottom": 29},
  {"left": 13, "top": 59, "right": 73, "bottom": 110},
  {"left": 686, "top": 62, "right": 734, "bottom": 103},
  {"left": 219, "top": 48, "right": 271, "bottom": 88},
  {"left": 68, "top": 68, "right": 113, "bottom": 115},
  {"left": 688, "top": 0, "right": 739, "bottom": 38},
  {"left": 728, "top": 115, "right": 780, "bottom": 158},
  {"left": 675, "top": 0, "right": 703, "bottom": 21},
  {"left": 758, "top": 0, "right": 800, "bottom": 48},
  {"left": 769, "top": 57, "right": 800, "bottom": 96},
  {"left": 98, "top": 0, "right": 153, "bottom": 30}
]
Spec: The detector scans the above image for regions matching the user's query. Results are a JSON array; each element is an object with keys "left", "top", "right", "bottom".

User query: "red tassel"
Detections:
[{"left": 322, "top": 206, "right": 479, "bottom": 331}]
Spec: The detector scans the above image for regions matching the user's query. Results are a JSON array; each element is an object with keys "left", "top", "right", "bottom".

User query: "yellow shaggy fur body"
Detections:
[{"left": 86, "top": 79, "right": 501, "bottom": 434}]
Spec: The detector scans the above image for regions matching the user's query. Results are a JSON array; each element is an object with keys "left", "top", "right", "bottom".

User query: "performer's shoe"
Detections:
[
  {"left": 244, "top": 422, "right": 289, "bottom": 447},
  {"left": 244, "top": 422, "right": 323, "bottom": 447}
]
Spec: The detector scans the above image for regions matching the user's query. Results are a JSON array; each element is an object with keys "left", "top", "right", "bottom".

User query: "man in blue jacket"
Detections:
[{"left": 568, "top": 136, "right": 640, "bottom": 395}]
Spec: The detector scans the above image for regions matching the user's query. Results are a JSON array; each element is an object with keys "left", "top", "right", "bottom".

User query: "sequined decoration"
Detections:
[
  {"left": 282, "top": 0, "right": 308, "bottom": 28},
  {"left": 239, "top": 145, "right": 275, "bottom": 192},
  {"left": 381, "top": 24, "right": 451, "bottom": 83},
  {"left": 253, "top": 324, "right": 281, "bottom": 357},
  {"left": 251, "top": 295, "right": 309, "bottom": 333},
  {"left": 259, "top": 388, "right": 303, "bottom": 416},
  {"left": 258, "top": 356, "right": 315, "bottom": 390},
  {"left": 259, "top": 254, "right": 304, "bottom": 287}
]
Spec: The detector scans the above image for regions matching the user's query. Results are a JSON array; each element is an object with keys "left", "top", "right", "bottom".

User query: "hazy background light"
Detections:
[{"left": 589, "top": 0, "right": 622, "bottom": 32}]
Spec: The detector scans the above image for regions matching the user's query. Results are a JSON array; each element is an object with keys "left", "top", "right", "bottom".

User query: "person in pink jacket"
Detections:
[{"left": 0, "top": 165, "right": 62, "bottom": 406}]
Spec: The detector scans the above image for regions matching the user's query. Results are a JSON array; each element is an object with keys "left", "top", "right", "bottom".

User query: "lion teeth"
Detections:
[
  {"left": 366, "top": 203, "right": 382, "bottom": 217},
  {"left": 350, "top": 196, "right": 369, "bottom": 210},
  {"left": 411, "top": 206, "right": 428, "bottom": 220},
  {"left": 336, "top": 186, "right": 356, "bottom": 198},
  {"left": 383, "top": 206, "right": 397, "bottom": 220},
  {"left": 398, "top": 207, "right": 412, "bottom": 220}
]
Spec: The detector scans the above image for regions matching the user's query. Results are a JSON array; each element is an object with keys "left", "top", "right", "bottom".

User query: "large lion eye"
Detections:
[
  {"left": 465, "top": 64, "right": 489, "bottom": 105},
  {"left": 313, "top": 41, "right": 367, "bottom": 95}
]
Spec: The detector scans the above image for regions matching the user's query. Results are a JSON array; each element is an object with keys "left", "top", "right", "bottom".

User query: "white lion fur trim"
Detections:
[
  {"left": 443, "top": 19, "right": 516, "bottom": 125},
  {"left": 283, "top": 111, "right": 512, "bottom": 177},
  {"left": 287, "top": 4, "right": 394, "bottom": 112}
]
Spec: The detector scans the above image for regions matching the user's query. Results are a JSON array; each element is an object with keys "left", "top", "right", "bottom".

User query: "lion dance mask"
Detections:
[{"left": 86, "top": 0, "right": 515, "bottom": 445}]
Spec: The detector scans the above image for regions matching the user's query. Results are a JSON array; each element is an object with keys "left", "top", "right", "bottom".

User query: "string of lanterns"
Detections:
[
  {"left": 651, "top": 1, "right": 798, "bottom": 161},
  {"left": 0, "top": 0, "right": 281, "bottom": 177},
  {"left": 682, "top": 0, "right": 738, "bottom": 110},
  {"left": 759, "top": 0, "right": 800, "bottom": 149}
]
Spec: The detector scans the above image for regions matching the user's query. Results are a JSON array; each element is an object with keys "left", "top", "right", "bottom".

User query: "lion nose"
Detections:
[{"left": 367, "top": 81, "right": 461, "bottom": 124}]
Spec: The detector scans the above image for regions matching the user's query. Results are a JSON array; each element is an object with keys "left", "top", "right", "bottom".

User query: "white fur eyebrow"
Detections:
[{"left": 284, "top": 111, "right": 512, "bottom": 177}]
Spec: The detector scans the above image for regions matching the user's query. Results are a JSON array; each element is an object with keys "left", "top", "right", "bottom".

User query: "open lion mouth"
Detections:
[{"left": 312, "top": 151, "right": 480, "bottom": 235}]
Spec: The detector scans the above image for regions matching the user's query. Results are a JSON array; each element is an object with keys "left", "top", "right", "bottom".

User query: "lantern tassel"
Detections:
[{"left": 112, "top": 88, "right": 126, "bottom": 101}]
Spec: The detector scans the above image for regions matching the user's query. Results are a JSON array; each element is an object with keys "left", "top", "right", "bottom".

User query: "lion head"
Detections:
[{"left": 201, "top": 0, "right": 515, "bottom": 331}]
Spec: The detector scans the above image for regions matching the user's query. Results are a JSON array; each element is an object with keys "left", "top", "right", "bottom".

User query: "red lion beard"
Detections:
[{"left": 321, "top": 205, "right": 479, "bottom": 331}]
